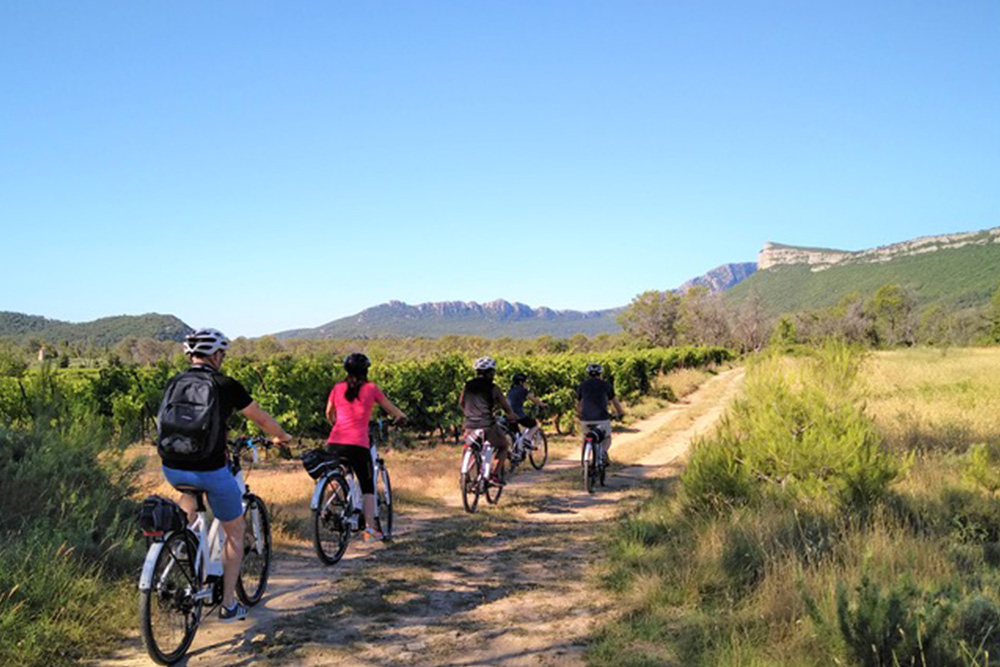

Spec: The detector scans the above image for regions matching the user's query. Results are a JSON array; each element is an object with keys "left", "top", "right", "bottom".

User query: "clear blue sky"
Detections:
[{"left": 2, "top": 1, "right": 998, "bottom": 337}]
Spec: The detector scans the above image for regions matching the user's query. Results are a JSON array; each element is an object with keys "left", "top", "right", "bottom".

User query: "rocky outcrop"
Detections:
[
  {"left": 679, "top": 262, "right": 757, "bottom": 293},
  {"left": 758, "top": 227, "right": 1000, "bottom": 271}
]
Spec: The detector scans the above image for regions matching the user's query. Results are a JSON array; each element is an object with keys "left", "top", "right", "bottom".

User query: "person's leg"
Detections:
[
  {"left": 220, "top": 515, "right": 245, "bottom": 608},
  {"left": 350, "top": 446, "right": 378, "bottom": 537},
  {"left": 200, "top": 467, "right": 246, "bottom": 612}
]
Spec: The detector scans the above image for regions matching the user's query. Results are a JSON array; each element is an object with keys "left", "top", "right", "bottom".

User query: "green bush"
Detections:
[
  {"left": 682, "top": 343, "right": 899, "bottom": 514},
  {"left": 834, "top": 575, "right": 951, "bottom": 667}
]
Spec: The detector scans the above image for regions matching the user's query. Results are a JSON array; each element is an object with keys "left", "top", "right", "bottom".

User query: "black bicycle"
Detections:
[{"left": 581, "top": 424, "right": 609, "bottom": 494}]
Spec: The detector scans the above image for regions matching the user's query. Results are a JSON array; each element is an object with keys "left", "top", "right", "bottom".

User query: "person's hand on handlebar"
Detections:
[
  {"left": 392, "top": 414, "right": 408, "bottom": 426},
  {"left": 271, "top": 433, "right": 293, "bottom": 448}
]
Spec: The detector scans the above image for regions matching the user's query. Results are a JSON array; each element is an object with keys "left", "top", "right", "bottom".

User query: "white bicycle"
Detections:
[
  {"left": 307, "top": 431, "right": 393, "bottom": 565},
  {"left": 138, "top": 436, "right": 272, "bottom": 665},
  {"left": 499, "top": 413, "right": 549, "bottom": 472}
]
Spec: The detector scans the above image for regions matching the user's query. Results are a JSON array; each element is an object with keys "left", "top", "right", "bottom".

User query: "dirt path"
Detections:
[{"left": 101, "top": 368, "right": 744, "bottom": 667}]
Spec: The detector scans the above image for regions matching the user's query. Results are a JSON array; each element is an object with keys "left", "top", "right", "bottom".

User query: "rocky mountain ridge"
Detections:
[
  {"left": 679, "top": 262, "right": 757, "bottom": 293},
  {"left": 758, "top": 226, "right": 1000, "bottom": 272}
]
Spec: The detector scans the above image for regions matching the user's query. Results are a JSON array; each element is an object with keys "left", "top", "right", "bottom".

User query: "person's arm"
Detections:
[
  {"left": 458, "top": 387, "right": 466, "bottom": 410},
  {"left": 575, "top": 385, "right": 583, "bottom": 419},
  {"left": 527, "top": 392, "right": 547, "bottom": 409},
  {"left": 325, "top": 395, "right": 337, "bottom": 427},
  {"left": 241, "top": 401, "right": 293, "bottom": 446},
  {"left": 376, "top": 393, "right": 408, "bottom": 422},
  {"left": 611, "top": 397, "right": 625, "bottom": 419},
  {"left": 495, "top": 386, "right": 518, "bottom": 422}
]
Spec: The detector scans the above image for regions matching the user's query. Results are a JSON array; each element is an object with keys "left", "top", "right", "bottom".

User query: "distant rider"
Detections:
[
  {"left": 576, "top": 363, "right": 625, "bottom": 464},
  {"left": 159, "top": 328, "right": 293, "bottom": 622},
  {"left": 506, "top": 371, "right": 548, "bottom": 443},
  {"left": 325, "top": 353, "right": 407, "bottom": 541},
  {"left": 459, "top": 356, "right": 519, "bottom": 484}
]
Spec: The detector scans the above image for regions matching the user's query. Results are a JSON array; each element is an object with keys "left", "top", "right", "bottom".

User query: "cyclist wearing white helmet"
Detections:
[
  {"left": 459, "top": 356, "right": 519, "bottom": 484},
  {"left": 158, "top": 328, "right": 293, "bottom": 622},
  {"left": 576, "top": 362, "right": 625, "bottom": 465}
]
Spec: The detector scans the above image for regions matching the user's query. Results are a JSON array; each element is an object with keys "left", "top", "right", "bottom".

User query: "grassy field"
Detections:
[{"left": 593, "top": 346, "right": 1000, "bottom": 667}]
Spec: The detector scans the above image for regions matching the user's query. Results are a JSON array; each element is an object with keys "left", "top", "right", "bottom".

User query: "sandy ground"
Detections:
[{"left": 100, "top": 368, "right": 744, "bottom": 667}]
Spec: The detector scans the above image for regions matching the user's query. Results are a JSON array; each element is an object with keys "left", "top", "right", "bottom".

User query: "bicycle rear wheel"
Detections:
[
  {"left": 376, "top": 467, "right": 393, "bottom": 540},
  {"left": 461, "top": 452, "right": 482, "bottom": 513},
  {"left": 139, "top": 531, "right": 202, "bottom": 665},
  {"left": 528, "top": 429, "right": 548, "bottom": 470},
  {"left": 485, "top": 458, "right": 506, "bottom": 505},
  {"left": 313, "top": 473, "right": 351, "bottom": 565},
  {"left": 583, "top": 443, "right": 597, "bottom": 494},
  {"left": 237, "top": 494, "right": 271, "bottom": 606}
]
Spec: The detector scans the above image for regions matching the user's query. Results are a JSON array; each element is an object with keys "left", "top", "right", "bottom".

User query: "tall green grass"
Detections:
[
  {"left": 592, "top": 345, "right": 1000, "bottom": 666},
  {"left": 0, "top": 367, "right": 144, "bottom": 666}
]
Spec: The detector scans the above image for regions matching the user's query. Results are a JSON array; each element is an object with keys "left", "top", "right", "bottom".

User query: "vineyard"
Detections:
[{"left": 0, "top": 346, "right": 732, "bottom": 444}]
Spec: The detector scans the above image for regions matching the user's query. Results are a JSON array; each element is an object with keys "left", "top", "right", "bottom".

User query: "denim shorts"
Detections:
[{"left": 161, "top": 465, "right": 244, "bottom": 522}]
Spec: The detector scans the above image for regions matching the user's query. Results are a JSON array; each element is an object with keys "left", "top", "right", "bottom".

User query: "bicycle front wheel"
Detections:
[
  {"left": 139, "top": 531, "right": 202, "bottom": 665},
  {"left": 528, "top": 430, "right": 548, "bottom": 470},
  {"left": 376, "top": 467, "right": 393, "bottom": 540},
  {"left": 313, "top": 473, "right": 350, "bottom": 565},
  {"left": 237, "top": 494, "right": 272, "bottom": 606}
]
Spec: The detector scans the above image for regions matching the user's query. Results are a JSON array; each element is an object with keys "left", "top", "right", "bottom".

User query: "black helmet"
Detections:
[
  {"left": 586, "top": 362, "right": 603, "bottom": 376},
  {"left": 512, "top": 372, "right": 527, "bottom": 384},
  {"left": 343, "top": 353, "right": 371, "bottom": 375}
]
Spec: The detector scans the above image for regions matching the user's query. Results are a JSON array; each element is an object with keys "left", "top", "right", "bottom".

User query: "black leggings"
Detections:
[{"left": 325, "top": 444, "right": 375, "bottom": 494}]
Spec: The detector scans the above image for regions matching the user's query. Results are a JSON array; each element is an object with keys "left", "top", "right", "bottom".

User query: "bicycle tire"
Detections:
[
  {"left": 485, "top": 457, "right": 505, "bottom": 505},
  {"left": 461, "top": 451, "right": 482, "bottom": 513},
  {"left": 237, "top": 494, "right": 271, "bottom": 606},
  {"left": 376, "top": 467, "right": 393, "bottom": 540},
  {"left": 139, "top": 531, "right": 202, "bottom": 665},
  {"left": 313, "top": 473, "right": 350, "bottom": 565},
  {"left": 583, "top": 443, "right": 596, "bottom": 494},
  {"left": 528, "top": 429, "right": 548, "bottom": 470}
]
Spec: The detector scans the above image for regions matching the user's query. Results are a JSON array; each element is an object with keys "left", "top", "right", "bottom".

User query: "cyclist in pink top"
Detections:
[{"left": 325, "top": 353, "right": 407, "bottom": 540}]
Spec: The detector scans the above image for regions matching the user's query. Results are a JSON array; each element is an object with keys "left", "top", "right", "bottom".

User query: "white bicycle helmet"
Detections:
[
  {"left": 586, "top": 362, "right": 603, "bottom": 376},
  {"left": 473, "top": 356, "right": 497, "bottom": 372},
  {"left": 183, "top": 328, "right": 231, "bottom": 356}
]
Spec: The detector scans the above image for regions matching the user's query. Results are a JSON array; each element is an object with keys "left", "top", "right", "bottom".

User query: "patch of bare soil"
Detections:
[{"left": 99, "top": 368, "right": 744, "bottom": 667}]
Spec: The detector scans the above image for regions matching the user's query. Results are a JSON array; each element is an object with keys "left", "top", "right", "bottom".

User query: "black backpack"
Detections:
[{"left": 156, "top": 368, "right": 222, "bottom": 461}]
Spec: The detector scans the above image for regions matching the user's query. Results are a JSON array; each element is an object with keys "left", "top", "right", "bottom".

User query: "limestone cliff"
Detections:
[{"left": 758, "top": 227, "right": 1000, "bottom": 272}]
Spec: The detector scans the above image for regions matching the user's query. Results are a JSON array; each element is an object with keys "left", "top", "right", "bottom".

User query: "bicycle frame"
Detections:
[{"left": 309, "top": 443, "right": 383, "bottom": 524}]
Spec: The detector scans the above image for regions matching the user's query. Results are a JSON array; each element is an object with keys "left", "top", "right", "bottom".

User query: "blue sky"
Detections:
[{"left": 2, "top": 1, "right": 998, "bottom": 337}]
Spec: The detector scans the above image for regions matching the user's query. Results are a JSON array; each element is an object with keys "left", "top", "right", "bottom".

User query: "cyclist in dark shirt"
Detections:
[
  {"left": 507, "top": 371, "right": 547, "bottom": 438},
  {"left": 160, "top": 328, "right": 293, "bottom": 623},
  {"left": 576, "top": 363, "right": 625, "bottom": 464},
  {"left": 459, "top": 356, "right": 519, "bottom": 483}
]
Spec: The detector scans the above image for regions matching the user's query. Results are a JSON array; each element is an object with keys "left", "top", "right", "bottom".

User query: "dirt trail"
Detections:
[{"left": 101, "top": 368, "right": 744, "bottom": 667}]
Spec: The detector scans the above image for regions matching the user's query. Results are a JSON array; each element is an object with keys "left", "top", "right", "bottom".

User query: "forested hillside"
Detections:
[
  {"left": 727, "top": 241, "right": 1000, "bottom": 314},
  {"left": 0, "top": 312, "right": 192, "bottom": 346}
]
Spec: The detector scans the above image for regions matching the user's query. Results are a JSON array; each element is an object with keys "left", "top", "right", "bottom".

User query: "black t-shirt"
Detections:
[
  {"left": 462, "top": 377, "right": 502, "bottom": 429},
  {"left": 576, "top": 377, "right": 615, "bottom": 421},
  {"left": 507, "top": 385, "right": 529, "bottom": 418},
  {"left": 161, "top": 365, "right": 253, "bottom": 472}
]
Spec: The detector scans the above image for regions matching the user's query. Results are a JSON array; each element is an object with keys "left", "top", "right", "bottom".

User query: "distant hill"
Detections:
[
  {"left": 276, "top": 300, "right": 624, "bottom": 339},
  {"left": 0, "top": 312, "right": 192, "bottom": 346},
  {"left": 728, "top": 226, "right": 1000, "bottom": 314},
  {"left": 275, "top": 262, "right": 760, "bottom": 340},
  {"left": 679, "top": 262, "right": 757, "bottom": 294}
]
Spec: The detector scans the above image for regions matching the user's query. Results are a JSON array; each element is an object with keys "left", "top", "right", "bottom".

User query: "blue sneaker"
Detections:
[{"left": 220, "top": 601, "right": 248, "bottom": 622}]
